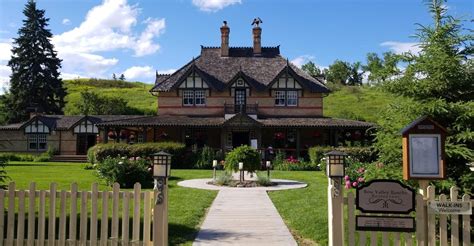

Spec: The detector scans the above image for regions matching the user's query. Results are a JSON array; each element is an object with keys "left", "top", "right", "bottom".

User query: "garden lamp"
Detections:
[
  {"left": 239, "top": 162, "right": 244, "bottom": 182},
  {"left": 325, "top": 150, "right": 347, "bottom": 179},
  {"left": 266, "top": 161, "right": 271, "bottom": 179},
  {"left": 151, "top": 151, "right": 172, "bottom": 180},
  {"left": 212, "top": 160, "right": 218, "bottom": 181}
]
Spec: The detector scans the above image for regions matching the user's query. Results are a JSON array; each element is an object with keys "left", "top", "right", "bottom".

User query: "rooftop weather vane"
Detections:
[{"left": 251, "top": 17, "right": 263, "bottom": 27}]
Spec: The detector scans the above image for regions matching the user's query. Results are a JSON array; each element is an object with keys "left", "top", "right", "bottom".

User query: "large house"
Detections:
[{"left": 0, "top": 22, "right": 373, "bottom": 158}]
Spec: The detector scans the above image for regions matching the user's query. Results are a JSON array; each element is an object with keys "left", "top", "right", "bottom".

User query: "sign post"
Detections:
[{"left": 401, "top": 116, "right": 448, "bottom": 245}]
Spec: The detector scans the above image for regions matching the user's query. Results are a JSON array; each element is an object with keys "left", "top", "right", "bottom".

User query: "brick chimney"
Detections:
[
  {"left": 220, "top": 21, "right": 230, "bottom": 57},
  {"left": 252, "top": 26, "right": 262, "bottom": 55}
]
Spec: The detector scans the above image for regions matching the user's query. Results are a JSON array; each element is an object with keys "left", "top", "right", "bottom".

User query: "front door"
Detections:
[
  {"left": 232, "top": 132, "right": 249, "bottom": 148},
  {"left": 76, "top": 134, "right": 97, "bottom": 155},
  {"left": 234, "top": 89, "right": 246, "bottom": 113}
]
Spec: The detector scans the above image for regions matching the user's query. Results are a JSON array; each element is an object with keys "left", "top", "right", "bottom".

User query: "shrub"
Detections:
[
  {"left": 88, "top": 142, "right": 186, "bottom": 167},
  {"left": 256, "top": 172, "right": 272, "bottom": 186},
  {"left": 273, "top": 159, "right": 318, "bottom": 171},
  {"left": 0, "top": 153, "right": 35, "bottom": 161},
  {"left": 194, "top": 146, "right": 215, "bottom": 169},
  {"left": 308, "top": 146, "right": 376, "bottom": 166},
  {"left": 88, "top": 143, "right": 130, "bottom": 163},
  {"left": 96, "top": 157, "right": 152, "bottom": 188},
  {"left": 224, "top": 146, "right": 261, "bottom": 173},
  {"left": 214, "top": 171, "right": 233, "bottom": 186}
]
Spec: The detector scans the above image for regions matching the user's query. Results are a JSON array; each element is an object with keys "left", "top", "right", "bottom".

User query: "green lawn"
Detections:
[
  {"left": 5, "top": 162, "right": 217, "bottom": 246},
  {"left": 268, "top": 170, "right": 328, "bottom": 245},
  {"left": 5, "top": 162, "right": 331, "bottom": 245}
]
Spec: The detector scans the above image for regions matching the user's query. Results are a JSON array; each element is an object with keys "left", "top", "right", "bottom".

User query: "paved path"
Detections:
[{"left": 193, "top": 189, "right": 297, "bottom": 246}]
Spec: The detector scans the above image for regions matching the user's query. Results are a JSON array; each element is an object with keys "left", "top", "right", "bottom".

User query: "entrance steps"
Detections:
[{"left": 50, "top": 155, "right": 88, "bottom": 163}]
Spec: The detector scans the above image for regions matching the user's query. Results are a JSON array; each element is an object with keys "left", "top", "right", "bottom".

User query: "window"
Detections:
[
  {"left": 275, "top": 91, "right": 286, "bottom": 106},
  {"left": 287, "top": 91, "right": 298, "bottom": 106},
  {"left": 183, "top": 90, "right": 206, "bottom": 106},
  {"left": 28, "top": 134, "right": 47, "bottom": 150},
  {"left": 183, "top": 90, "right": 194, "bottom": 106},
  {"left": 195, "top": 90, "right": 206, "bottom": 105},
  {"left": 274, "top": 90, "right": 298, "bottom": 106}
]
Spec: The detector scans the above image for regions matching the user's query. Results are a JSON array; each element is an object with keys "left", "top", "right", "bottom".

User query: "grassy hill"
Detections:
[
  {"left": 323, "top": 85, "right": 402, "bottom": 124},
  {"left": 63, "top": 78, "right": 157, "bottom": 115}
]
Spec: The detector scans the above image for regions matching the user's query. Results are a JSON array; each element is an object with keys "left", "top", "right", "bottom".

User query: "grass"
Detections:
[
  {"left": 5, "top": 161, "right": 217, "bottom": 246},
  {"left": 324, "top": 85, "right": 403, "bottom": 123},
  {"left": 63, "top": 79, "right": 157, "bottom": 115},
  {"left": 268, "top": 170, "right": 328, "bottom": 245}
]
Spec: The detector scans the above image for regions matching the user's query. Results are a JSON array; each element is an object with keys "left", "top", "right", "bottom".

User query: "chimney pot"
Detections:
[{"left": 220, "top": 21, "right": 230, "bottom": 57}]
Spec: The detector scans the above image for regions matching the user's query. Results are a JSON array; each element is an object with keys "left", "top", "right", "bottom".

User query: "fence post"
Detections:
[
  {"left": 327, "top": 178, "right": 344, "bottom": 246},
  {"left": 153, "top": 178, "right": 168, "bottom": 246},
  {"left": 417, "top": 180, "right": 429, "bottom": 246}
]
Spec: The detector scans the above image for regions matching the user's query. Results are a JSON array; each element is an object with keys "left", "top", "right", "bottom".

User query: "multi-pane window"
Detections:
[
  {"left": 275, "top": 91, "right": 286, "bottom": 106},
  {"left": 274, "top": 90, "right": 298, "bottom": 106},
  {"left": 183, "top": 90, "right": 206, "bottom": 106},
  {"left": 194, "top": 90, "right": 206, "bottom": 105},
  {"left": 183, "top": 90, "right": 195, "bottom": 106},
  {"left": 28, "top": 134, "right": 47, "bottom": 150},
  {"left": 287, "top": 91, "right": 298, "bottom": 106}
]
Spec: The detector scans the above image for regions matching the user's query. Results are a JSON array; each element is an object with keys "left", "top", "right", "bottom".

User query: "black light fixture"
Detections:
[
  {"left": 151, "top": 151, "right": 172, "bottom": 179},
  {"left": 325, "top": 150, "right": 347, "bottom": 178}
]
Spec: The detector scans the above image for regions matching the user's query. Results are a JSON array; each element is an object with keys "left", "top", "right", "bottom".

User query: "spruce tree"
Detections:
[{"left": 4, "top": 0, "right": 66, "bottom": 123}]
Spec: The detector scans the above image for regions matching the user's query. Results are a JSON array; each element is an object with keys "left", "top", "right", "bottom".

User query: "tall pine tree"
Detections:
[{"left": 3, "top": 0, "right": 66, "bottom": 123}]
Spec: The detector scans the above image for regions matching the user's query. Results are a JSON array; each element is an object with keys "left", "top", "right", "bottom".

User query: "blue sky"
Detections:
[{"left": 0, "top": 0, "right": 472, "bottom": 90}]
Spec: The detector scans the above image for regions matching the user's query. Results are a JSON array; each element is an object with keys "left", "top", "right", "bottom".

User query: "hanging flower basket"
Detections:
[
  {"left": 274, "top": 132, "right": 285, "bottom": 140},
  {"left": 108, "top": 131, "right": 116, "bottom": 139}
]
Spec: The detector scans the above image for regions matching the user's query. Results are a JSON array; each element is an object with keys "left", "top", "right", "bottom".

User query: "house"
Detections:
[{"left": 0, "top": 21, "right": 374, "bottom": 158}]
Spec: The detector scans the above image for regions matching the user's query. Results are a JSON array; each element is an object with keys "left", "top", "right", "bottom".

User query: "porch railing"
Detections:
[{"left": 224, "top": 103, "right": 258, "bottom": 115}]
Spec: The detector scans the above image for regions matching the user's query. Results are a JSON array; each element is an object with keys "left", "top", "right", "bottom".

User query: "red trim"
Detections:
[
  {"left": 159, "top": 105, "right": 223, "bottom": 109},
  {"left": 259, "top": 106, "right": 322, "bottom": 109}
]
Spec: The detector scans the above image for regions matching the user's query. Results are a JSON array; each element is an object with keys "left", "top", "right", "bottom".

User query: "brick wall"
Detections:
[{"left": 157, "top": 90, "right": 323, "bottom": 117}]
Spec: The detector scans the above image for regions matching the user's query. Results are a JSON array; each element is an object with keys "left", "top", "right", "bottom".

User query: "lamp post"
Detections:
[
  {"left": 266, "top": 161, "right": 271, "bottom": 179},
  {"left": 325, "top": 150, "right": 347, "bottom": 246},
  {"left": 151, "top": 151, "right": 171, "bottom": 246},
  {"left": 212, "top": 160, "right": 218, "bottom": 182},
  {"left": 239, "top": 162, "right": 244, "bottom": 182}
]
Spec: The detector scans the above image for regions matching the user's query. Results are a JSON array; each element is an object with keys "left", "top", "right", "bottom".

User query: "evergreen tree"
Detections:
[
  {"left": 301, "top": 61, "right": 324, "bottom": 79},
  {"left": 3, "top": 0, "right": 66, "bottom": 123},
  {"left": 374, "top": 0, "right": 473, "bottom": 192},
  {"left": 119, "top": 74, "right": 126, "bottom": 81},
  {"left": 112, "top": 73, "right": 117, "bottom": 80}
]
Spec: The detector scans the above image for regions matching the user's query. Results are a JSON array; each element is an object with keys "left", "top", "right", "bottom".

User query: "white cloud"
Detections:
[
  {"left": 192, "top": 0, "right": 241, "bottom": 12},
  {"left": 0, "top": 42, "right": 12, "bottom": 61},
  {"left": 380, "top": 41, "right": 421, "bottom": 54},
  {"left": 62, "top": 18, "right": 71, "bottom": 25},
  {"left": 53, "top": 0, "right": 165, "bottom": 56},
  {"left": 122, "top": 66, "right": 176, "bottom": 82},
  {"left": 291, "top": 55, "right": 315, "bottom": 68},
  {"left": 58, "top": 51, "right": 118, "bottom": 78}
]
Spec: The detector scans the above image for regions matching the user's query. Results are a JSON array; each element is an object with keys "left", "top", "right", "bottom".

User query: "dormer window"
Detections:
[
  {"left": 272, "top": 74, "right": 302, "bottom": 107},
  {"left": 179, "top": 72, "right": 208, "bottom": 107}
]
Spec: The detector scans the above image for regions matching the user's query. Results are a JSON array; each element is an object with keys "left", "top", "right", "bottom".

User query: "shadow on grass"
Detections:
[
  {"left": 6, "top": 163, "right": 72, "bottom": 167},
  {"left": 169, "top": 223, "right": 198, "bottom": 246}
]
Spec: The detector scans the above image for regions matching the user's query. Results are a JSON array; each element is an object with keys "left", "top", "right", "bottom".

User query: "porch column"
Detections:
[
  {"left": 103, "top": 127, "right": 109, "bottom": 144},
  {"left": 143, "top": 127, "right": 148, "bottom": 142}
]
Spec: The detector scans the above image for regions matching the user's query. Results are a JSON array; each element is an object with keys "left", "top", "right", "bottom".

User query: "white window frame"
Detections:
[
  {"left": 194, "top": 90, "right": 206, "bottom": 106},
  {"left": 275, "top": 91, "right": 286, "bottom": 106},
  {"left": 183, "top": 90, "right": 195, "bottom": 106},
  {"left": 28, "top": 134, "right": 47, "bottom": 151},
  {"left": 286, "top": 90, "right": 298, "bottom": 106}
]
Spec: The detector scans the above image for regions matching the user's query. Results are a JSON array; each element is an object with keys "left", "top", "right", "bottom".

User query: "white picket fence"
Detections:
[
  {"left": 345, "top": 186, "right": 472, "bottom": 246},
  {"left": 0, "top": 182, "right": 155, "bottom": 245}
]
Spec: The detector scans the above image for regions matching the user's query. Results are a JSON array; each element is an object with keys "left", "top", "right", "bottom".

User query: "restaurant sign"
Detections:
[
  {"left": 356, "top": 180, "right": 415, "bottom": 214},
  {"left": 428, "top": 201, "right": 472, "bottom": 215},
  {"left": 356, "top": 216, "right": 415, "bottom": 232}
]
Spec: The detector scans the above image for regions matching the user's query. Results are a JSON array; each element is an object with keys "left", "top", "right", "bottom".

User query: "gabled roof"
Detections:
[
  {"left": 150, "top": 47, "right": 329, "bottom": 93},
  {"left": 170, "top": 63, "right": 226, "bottom": 91},
  {"left": 223, "top": 113, "right": 262, "bottom": 127},
  {"left": 0, "top": 115, "right": 145, "bottom": 131},
  {"left": 227, "top": 70, "right": 267, "bottom": 91},
  {"left": 400, "top": 116, "right": 447, "bottom": 134}
]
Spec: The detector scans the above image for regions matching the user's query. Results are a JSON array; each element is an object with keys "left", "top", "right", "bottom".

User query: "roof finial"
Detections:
[{"left": 251, "top": 17, "right": 263, "bottom": 27}]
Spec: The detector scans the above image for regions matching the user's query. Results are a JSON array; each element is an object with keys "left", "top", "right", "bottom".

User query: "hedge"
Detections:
[
  {"left": 87, "top": 142, "right": 187, "bottom": 168},
  {"left": 308, "top": 146, "right": 376, "bottom": 165}
]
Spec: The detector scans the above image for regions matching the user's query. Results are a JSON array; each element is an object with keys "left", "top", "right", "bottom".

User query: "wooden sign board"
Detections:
[
  {"left": 356, "top": 179, "right": 415, "bottom": 214},
  {"left": 428, "top": 201, "right": 472, "bottom": 215},
  {"left": 401, "top": 116, "right": 447, "bottom": 180},
  {"left": 356, "top": 215, "right": 415, "bottom": 232}
]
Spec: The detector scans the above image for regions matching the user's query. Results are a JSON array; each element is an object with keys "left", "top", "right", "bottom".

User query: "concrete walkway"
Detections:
[
  {"left": 187, "top": 172, "right": 303, "bottom": 246},
  {"left": 193, "top": 189, "right": 297, "bottom": 246}
]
